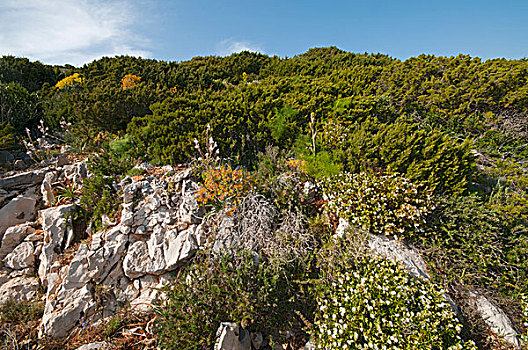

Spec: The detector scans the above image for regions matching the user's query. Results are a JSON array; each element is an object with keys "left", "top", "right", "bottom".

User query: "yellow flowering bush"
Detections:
[
  {"left": 319, "top": 172, "right": 433, "bottom": 238},
  {"left": 195, "top": 165, "right": 254, "bottom": 213},
  {"left": 312, "top": 256, "right": 476, "bottom": 350},
  {"left": 55, "top": 73, "right": 83, "bottom": 89},
  {"left": 121, "top": 74, "right": 141, "bottom": 90}
]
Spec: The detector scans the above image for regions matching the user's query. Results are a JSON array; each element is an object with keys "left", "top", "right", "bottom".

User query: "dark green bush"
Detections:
[
  {"left": 155, "top": 251, "right": 310, "bottom": 349},
  {"left": 340, "top": 117, "right": 476, "bottom": 195}
]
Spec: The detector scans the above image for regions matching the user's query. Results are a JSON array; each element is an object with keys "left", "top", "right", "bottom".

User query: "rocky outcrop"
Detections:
[
  {"left": 4, "top": 241, "right": 35, "bottom": 270},
  {"left": 0, "top": 167, "right": 49, "bottom": 192},
  {"left": 368, "top": 234, "right": 430, "bottom": 280},
  {"left": 0, "top": 223, "right": 36, "bottom": 259},
  {"left": 38, "top": 204, "right": 77, "bottom": 288},
  {"left": 0, "top": 187, "right": 39, "bottom": 238},
  {"left": 75, "top": 343, "right": 110, "bottom": 350},
  {"left": 39, "top": 168, "right": 204, "bottom": 338}
]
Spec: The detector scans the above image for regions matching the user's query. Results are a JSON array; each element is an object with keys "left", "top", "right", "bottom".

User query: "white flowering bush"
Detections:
[
  {"left": 521, "top": 294, "right": 528, "bottom": 345},
  {"left": 311, "top": 256, "right": 476, "bottom": 349},
  {"left": 319, "top": 172, "right": 433, "bottom": 238}
]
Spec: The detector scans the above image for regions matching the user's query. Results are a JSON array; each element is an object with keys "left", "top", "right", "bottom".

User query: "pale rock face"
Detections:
[
  {"left": 40, "top": 284, "right": 95, "bottom": 339},
  {"left": 41, "top": 170, "right": 58, "bottom": 206},
  {"left": 368, "top": 234, "right": 430, "bottom": 280},
  {"left": 164, "top": 227, "right": 198, "bottom": 270},
  {"left": 469, "top": 290, "right": 521, "bottom": 347},
  {"left": 38, "top": 204, "right": 77, "bottom": 287},
  {"left": 0, "top": 187, "right": 39, "bottom": 239},
  {"left": 38, "top": 168, "right": 207, "bottom": 339},
  {"left": 0, "top": 166, "right": 49, "bottom": 191},
  {"left": 3, "top": 241, "right": 35, "bottom": 270},
  {"left": 62, "top": 162, "right": 88, "bottom": 184},
  {"left": 0, "top": 223, "right": 35, "bottom": 260},
  {"left": 75, "top": 342, "right": 110, "bottom": 350},
  {"left": 0, "top": 276, "right": 40, "bottom": 303},
  {"left": 214, "top": 323, "right": 251, "bottom": 350},
  {"left": 123, "top": 240, "right": 165, "bottom": 279}
]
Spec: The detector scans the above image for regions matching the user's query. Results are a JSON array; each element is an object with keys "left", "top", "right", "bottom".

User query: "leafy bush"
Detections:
[
  {"left": 341, "top": 117, "right": 476, "bottom": 196},
  {"left": 155, "top": 251, "right": 308, "bottom": 349},
  {"left": 320, "top": 172, "right": 434, "bottom": 238},
  {"left": 109, "top": 134, "right": 134, "bottom": 158},
  {"left": 0, "top": 122, "right": 15, "bottom": 149},
  {"left": 79, "top": 145, "right": 134, "bottom": 231},
  {"left": 79, "top": 175, "right": 120, "bottom": 232},
  {"left": 311, "top": 255, "right": 475, "bottom": 349}
]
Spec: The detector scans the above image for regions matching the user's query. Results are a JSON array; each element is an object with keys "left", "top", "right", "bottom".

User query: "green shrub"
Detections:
[
  {"left": 80, "top": 175, "right": 120, "bottom": 232},
  {"left": 342, "top": 117, "right": 476, "bottom": 196},
  {"left": 311, "top": 255, "right": 475, "bottom": 349},
  {"left": 420, "top": 194, "right": 528, "bottom": 325},
  {"left": 320, "top": 172, "right": 434, "bottom": 238},
  {"left": 254, "top": 146, "right": 316, "bottom": 213},
  {"left": 155, "top": 251, "right": 308, "bottom": 349},
  {"left": 109, "top": 134, "right": 134, "bottom": 158},
  {"left": 0, "top": 122, "right": 15, "bottom": 149}
]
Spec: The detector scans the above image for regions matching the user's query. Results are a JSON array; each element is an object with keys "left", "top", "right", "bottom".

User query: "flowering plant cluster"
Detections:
[
  {"left": 195, "top": 165, "right": 254, "bottom": 213},
  {"left": 319, "top": 172, "right": 433, "bottom": 238},
  {"left": 311, "top": 256, "right": 476, "bottom": 350},
  {"left": 521, "top": 294, "right": 528, "bottom": 345},
  {"left": 121, "top": 74, "right": 141, "bottom": 90},
  {"left": 320, "top": 118, "right": 349, "bottom": 149},
  {"left": 55, "top": 73, "right": 83, "bottom": 89}
]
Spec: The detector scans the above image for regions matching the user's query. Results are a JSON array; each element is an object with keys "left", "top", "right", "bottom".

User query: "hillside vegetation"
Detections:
[{"left": 0, "top": 48, "right": 527, "bottom": 349}]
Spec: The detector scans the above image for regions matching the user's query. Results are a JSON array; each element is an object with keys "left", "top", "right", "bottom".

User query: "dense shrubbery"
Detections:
[{"left": 2, "top": 49, "right": 527, "bottom": 348}]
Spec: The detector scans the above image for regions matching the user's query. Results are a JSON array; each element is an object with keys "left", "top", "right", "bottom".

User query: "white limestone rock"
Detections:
[
  {"left": 38, "top": 204, "right": 77, "bottom": 287},
  {"left": 0, "top": 276, "right": 40, "bottom": 303},
  {"left": 40, "top": 284, "right": 95, "bottom": 339},
  {"left": 41, "top": 170, "right": 58, "bottom": 206},
  {"left": 0, "top": 166, "right": 49, "bottom": 191},
  {"left": 214, "top": 322, "right": 251, "bottom": 350},
  {"left": 3, "top": 241, "right": 35, "bottom": 270},
  {"left": 469, "top": 290, "right": 520, "bottom": 347},
  {"left": 368, "top": 234, "right": 430, "bottom": 280},
  {"left": 164, "top": 227, "right": 198, "bottom": 270},
  {"left": 0, "top": 187, "right": 39, "bottom": 239},
  {"left": 0, "top": 223, "right": 35, "bottom": 259}
]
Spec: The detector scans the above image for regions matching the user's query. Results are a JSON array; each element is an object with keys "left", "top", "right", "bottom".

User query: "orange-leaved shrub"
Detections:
[{"left": 195, "top": 165, "right": 254, "bottom": 213}]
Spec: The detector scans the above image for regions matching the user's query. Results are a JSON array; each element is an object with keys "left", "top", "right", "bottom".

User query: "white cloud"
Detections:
[
  {"left": 0, "top": 0, "right": 151, "bottom": 66},
  {"left": 216, "top": 39, "right": 264, "bottom": 56}
]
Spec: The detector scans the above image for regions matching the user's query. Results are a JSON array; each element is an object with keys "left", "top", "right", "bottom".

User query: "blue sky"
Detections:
[{"left": 0, "top": 0, "right": 527, "bottom": 66}]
